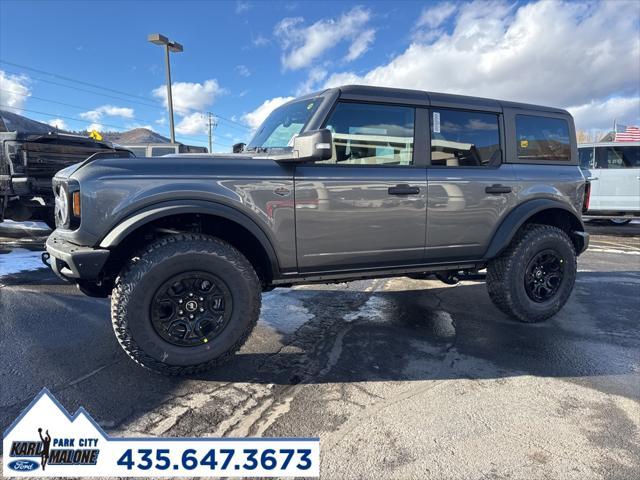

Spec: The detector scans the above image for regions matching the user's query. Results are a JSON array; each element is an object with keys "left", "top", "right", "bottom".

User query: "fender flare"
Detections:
[
  {"left": 99, "top": 200, "right": 280, "bottom": 276},
  {"left": 483, "top": 199, "right": 585, "bottom": 260}
]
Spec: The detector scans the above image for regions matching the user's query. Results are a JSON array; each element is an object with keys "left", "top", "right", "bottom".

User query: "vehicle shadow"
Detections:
[{"left": 1, "top": 270, "right": 638, "bottom": 437}]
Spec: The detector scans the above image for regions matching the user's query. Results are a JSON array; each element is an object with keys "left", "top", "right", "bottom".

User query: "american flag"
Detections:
[{"left": 614, "top": 123, "right": 640, "bottom": 142}]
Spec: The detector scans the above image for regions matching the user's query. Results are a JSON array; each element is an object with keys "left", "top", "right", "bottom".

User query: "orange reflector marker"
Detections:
[{"left": 72, "top": 191, "right": 81, "bottom": 216}]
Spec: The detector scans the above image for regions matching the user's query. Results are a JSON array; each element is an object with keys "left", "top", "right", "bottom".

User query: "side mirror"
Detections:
[
  {"left": 291, "top": 129, "right": 332, "bottom": 162},
  {"left": 232, "top": 142, "right": 246, "bottom": 153}
]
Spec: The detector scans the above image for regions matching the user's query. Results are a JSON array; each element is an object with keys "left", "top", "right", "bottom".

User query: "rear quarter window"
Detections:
[{"left": 516, "top": 115, "right": 570, "bottom": 162}]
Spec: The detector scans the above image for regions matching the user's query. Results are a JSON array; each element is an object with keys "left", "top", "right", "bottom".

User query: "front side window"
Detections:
[
  {"left": 320, "top": 102, "right": 415, "bottom": 166},
  {"left": 430, "top": 110, "right": 500, "bottom": 167},
  {"left": 594, "top": 146, "right": 640, "bottom": 169},
  {"left": 247, "top": 97, "right": 323, "bottom": 150},
  {"left": 129, "top": 147, "right": 147, "bottom": 157},
  {"left": 579, "top": 147, "right": 594, "bottom": 169},
  {"left": 516, "top": 115, "right": 570, "bottom": 161},
  {"left": 151, "top": 146, "right": 178, "bottom": 156}
]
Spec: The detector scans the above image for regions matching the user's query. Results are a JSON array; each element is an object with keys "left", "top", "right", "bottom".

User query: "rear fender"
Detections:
[{"left": 484, "top": 199, "right": 586, "bottom": 259}]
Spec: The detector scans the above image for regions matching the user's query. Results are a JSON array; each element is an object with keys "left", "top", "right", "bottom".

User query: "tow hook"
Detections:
[{"left": 41, "top": 252, "right": 51, "bottom": 267}]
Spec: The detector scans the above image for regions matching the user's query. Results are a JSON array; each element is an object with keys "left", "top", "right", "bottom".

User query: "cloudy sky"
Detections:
[{"left": 0, "top": 0, "right": 638, "bottom": 151}]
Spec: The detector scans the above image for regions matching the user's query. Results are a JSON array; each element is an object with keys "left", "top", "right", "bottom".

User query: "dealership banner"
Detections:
[{"left": 3, "top": 389, "right": 319, "bottom": 477}]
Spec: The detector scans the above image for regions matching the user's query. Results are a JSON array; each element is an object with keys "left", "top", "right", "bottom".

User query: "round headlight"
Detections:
[{"left": 55, "top": 184, "right": 69, "bottom": 226}]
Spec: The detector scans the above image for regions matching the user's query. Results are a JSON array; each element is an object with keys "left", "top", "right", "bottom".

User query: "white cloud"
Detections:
[
  {"left": 152, "top": 79, "right": 223, "bottom": 115},
  {"left": 242, "top": 96, "right": 294, "bottom": 129},
  {"left": 80, "top": 105, "right": 134, "bottom": 122},
  {"left": 0, "top": 70, "right": 31, "bottom": 113},
  {"left": 415, "top": 2, "right": 458, "bottom": 29},
  {"left": 568, "top": 96, "right": 640, "bottom": 132},
  {"left": 235, "top": 1, "right": 250, "bottom": 14},
  {"left": 296, "top": 67, "right": 328, "bottom": 96},
  {"left": 86, "top": 123, "right": 105, "bottom": 132},
  {"left": 252, "top": 35, "right": 270, "bottom": 47},
  {"left": 322, "top": 0, "right": 640, "bottom": 131},
  {"left": 345, "top": 29, "right": 375, "bottom": 62},
  {"left": 235, "top": 65, "right": 251, "bottom": 77},
  {"left": 47, "top": 118, "right": 67, "bottom": 130},
  {"left": 175, "top": 112, "right": 207, "bottom": 135},
  {"left": 275, "top": 7, "right": 374, "bottom": 70}
]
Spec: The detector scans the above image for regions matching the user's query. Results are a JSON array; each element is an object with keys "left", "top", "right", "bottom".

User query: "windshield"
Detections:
[{"left": 247, "top": 97, "right": 322, "bottom": 149}]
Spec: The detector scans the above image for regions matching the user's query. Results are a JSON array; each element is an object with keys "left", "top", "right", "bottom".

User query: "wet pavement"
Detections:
[{"left": 1, "top": 221, "right": 639, "bottom": 479}]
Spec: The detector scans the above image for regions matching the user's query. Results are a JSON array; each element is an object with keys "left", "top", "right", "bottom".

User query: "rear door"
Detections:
[
  {"left": 426, "top": 108, "right": 518, "bottom": 260},
  {"left": 590, "top": 145, "right": 640, "bottom": 211},
  {"left": 294, "top": 101, "right": 428, "bottom": 271}
]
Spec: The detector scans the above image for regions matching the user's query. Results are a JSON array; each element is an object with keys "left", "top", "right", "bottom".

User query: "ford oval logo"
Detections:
[{"left": 8, "top": 459, "right": 39, "bottom": 471}]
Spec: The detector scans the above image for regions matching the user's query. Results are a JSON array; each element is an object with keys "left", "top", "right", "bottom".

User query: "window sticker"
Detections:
[{"left": 433, "top": 112, "right": 441, "bottom": 133}]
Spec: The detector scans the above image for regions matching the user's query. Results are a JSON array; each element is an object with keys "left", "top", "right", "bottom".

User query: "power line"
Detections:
[
  {"left": 0, "top": 88, "right": 249, "bottom": 143},
  {"left": 0, "top": 104, "right": 233, "bottom": 147},
  {"left": 0, "top": 88, "right": 162, "bottom": 126},
  {"left": 1, "top": 60, "right": 157, "bottom": 105},
  {"left": 1, "top": 66, "right": 162, "bottom": 109},
  {"left": 1, "top": 61, "right": 252, "bottom": 131}
]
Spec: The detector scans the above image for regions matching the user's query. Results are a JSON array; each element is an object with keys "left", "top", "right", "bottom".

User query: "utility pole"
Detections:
[{"left": 207, "top": 112, "right": 218, "bottom": 154}]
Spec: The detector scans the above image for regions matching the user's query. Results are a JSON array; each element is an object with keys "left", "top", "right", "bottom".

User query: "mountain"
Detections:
[
  {"left": 0, "top": 110, "right": 169, "bottom": 145},
  {"left": 102, "top": 128, "right": 170, "bottom": 144},
  {"left": 0, "top": 109, "right": 62, "bottom": 134}
]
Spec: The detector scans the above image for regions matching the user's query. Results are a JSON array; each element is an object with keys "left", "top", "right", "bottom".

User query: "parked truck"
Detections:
[{"left": 0, "top": 110, "right": 130, "bottom": 228}]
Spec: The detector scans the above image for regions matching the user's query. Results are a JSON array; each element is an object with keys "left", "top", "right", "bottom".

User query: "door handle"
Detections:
[
  {"left": 485, "top": 184, "right": 512, "bottom": 194},
  {"left": 388, "top": 184, "right": 420, "bottom": 195},
  {"left": 588, "top": 177, "right": 599, "bottom": 181}
]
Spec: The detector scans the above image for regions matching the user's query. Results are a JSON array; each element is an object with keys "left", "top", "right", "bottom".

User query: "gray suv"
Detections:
[{"left": 44, "top": 85, "right": 589, "bottom": 375}]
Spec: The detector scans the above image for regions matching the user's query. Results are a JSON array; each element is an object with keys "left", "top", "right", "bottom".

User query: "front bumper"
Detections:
[{"left": 45, "top": 233, "right": 110, "bottom": 280}]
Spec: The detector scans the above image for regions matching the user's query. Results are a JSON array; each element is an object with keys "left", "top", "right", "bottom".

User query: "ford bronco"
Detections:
[{"left": 44, "top": 85, "right": 589, "bottom": 375}]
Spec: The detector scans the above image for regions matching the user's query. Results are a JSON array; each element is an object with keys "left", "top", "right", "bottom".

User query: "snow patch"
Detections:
[
  {"left": 260, "top": 289, "right": 314, "bottom": 334},
  {"left": 587, "top": 247, "right": 640, "bottom": 255},
  {"left": 0, "top": 219, "right": 50, "bottom": 231},
  {"left": 0, "top": 248, "right": 47, "bottom": 278},
  {"left": 344, "top": 295, "right": 388, "bottom": 323}
]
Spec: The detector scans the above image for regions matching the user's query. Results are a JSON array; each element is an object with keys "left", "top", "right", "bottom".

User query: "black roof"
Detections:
[{"left": 331, "top": 85, "right": 568, "bottom": 115}]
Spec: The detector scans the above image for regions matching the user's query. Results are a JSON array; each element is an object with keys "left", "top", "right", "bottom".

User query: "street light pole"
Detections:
[
  {"left": 163, "top": 43, "right": 176, "bottom": 144},
  {"left": 148, "top": 33, "right": 183, "bottom": 144}
]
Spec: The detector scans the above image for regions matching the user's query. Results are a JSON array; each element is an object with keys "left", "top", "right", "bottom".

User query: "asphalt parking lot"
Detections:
[{"left": 1, "top": 221, "right": 639, "bottom": 479}]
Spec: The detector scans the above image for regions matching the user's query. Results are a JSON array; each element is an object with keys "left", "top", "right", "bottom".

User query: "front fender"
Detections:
[{"left": 98, "top": 200, "right": 280, "bottom": 276}]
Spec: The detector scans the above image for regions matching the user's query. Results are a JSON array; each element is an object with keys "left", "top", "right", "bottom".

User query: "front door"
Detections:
[
  {"left": 295, "top": 101, "right": 427, "bottom": 271},
  {"left": 589, "top": 145, "right": 640, "bottom": 212}
]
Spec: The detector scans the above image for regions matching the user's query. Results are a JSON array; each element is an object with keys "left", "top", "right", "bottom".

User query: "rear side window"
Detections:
[
  {"left": 594, "top": 146, "right": 640, "bottom": 169},
  {"left": 516, "top": 115, "right": 570, "bottom": 161},
  {"left": 430, "top": 110, "right": 500, "bottom": 167}
]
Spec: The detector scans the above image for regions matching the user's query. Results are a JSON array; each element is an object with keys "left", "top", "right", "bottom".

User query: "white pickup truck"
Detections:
[{"left": 579, "top": 142, "right": 640, "bottom": 225}]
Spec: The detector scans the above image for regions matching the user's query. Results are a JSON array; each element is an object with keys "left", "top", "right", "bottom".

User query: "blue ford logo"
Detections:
[{"left": 8, "top": 459, "right": 39, "bottom": 471}]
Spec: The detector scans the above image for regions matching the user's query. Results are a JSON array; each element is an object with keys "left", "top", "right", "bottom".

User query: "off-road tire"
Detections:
[
  {"left": 487, "top": 224, "right": 577, "bottom": 323},
  {"left": 111, "top": 233, "right": 261, "bottom": 375}
]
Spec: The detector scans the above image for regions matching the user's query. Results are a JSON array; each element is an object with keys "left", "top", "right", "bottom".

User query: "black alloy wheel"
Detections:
[
  {"left": 150, "top": 272, "right": 233, "bottom": 347},
  {"left": 524, "top": 249, "right": 564, "bottom": 303}
]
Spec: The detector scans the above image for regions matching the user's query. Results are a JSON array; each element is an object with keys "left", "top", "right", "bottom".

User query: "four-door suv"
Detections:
[
  {"left": 44, "top": 85, "right": 589, "bottom": 375},
  {"left": 579, "top": 141, "right": 640, "bottom": 225}
]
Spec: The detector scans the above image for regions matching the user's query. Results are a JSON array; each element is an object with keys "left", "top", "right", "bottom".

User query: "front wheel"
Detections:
[
  {"left": 486, "top": 224, "right": 577, "bottom": 323},
  {"left": 111, "top": 233, "right": 261, "bottom": 375}
]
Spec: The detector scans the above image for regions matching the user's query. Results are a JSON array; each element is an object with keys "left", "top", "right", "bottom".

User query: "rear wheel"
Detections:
[
  {"left": 111, "top": 233, "right": 261, "bottom": 375},
  {"left": 486, "top": 224, "right": 577, "bottom": 323},
  {"left": 609, "top": 218, "right": 632, "bottom": 225}
]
